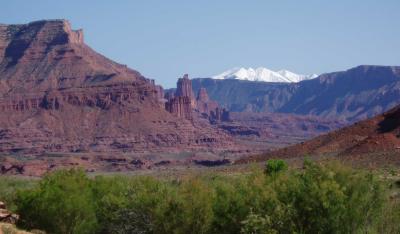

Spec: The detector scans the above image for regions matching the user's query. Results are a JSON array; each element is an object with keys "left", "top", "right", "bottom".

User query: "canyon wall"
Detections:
[{"left": 0, "top": 20, "right": 239, "bottom": 157}]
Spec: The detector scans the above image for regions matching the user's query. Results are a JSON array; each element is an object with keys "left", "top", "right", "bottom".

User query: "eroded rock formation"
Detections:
[
  {"left": 210, "top": 107, "right": 231, "bottom": 123},
  {"left": 196, "top": 87, "right": 218, "bottom": 115},
  {"left": 165, "top": 74, "right": 195, "bottom": 119},
  {"left": 165, "top": 74, "right": 231, "bottom": 123},
  {"left": 165, "top": 96, "right": 193, "bottom": 120},
  {"left": 0, "top": 19, "right": 239, "bottom": 162},
  {"left": 176, "top": 74, "right": 196, "bottom": 107}
]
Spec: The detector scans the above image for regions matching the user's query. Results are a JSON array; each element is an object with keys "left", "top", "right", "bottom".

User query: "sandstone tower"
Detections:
[
  {"left": 175, "top": 74, "right": 196, "bottom": 108},
  {"left": 165, "top": 74, "right": 231, "bottom": 122},
  {"left": 165, "top": 74, "right": 194, "bottom": 120}
]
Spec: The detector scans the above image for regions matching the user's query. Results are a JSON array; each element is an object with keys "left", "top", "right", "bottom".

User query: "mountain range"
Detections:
[
  {"left": 213, "top": 67, "right": 317, "bottom": 83},
  {"left": 193, "top": 65, "right": 400, "bottom": 122}
]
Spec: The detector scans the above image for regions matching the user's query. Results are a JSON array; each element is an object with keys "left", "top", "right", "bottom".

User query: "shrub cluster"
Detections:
[
  {"left": 9, "top": 160, "right": 399, "bottom": 234},
  {"left": 0, "top": 177, "right": 36, "bottom": 212}
]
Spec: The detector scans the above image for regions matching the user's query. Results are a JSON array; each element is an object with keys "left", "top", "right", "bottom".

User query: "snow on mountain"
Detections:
[{"left": 213, "top": 67, "right": 318, "bottom": 83}]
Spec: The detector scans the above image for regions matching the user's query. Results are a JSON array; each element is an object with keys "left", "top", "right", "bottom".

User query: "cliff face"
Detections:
[
  {"left": 0, "top": 20, "right": 146, "bottom": 93},
  {"left": 175, "top": 74, "right": 195, "bottom": 102},
  {"left": 0, "top": 20, "right": 238, "bottom": 158}
]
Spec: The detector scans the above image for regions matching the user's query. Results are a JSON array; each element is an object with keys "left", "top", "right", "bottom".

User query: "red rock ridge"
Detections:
[
  {"left": 237, "top": 105, "right": 400, "bottom": 166},
  {"left": 0, "top": 19, "right": 240, "bottom": 158}
]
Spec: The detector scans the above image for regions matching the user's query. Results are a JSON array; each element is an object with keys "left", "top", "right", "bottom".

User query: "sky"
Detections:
[{"left": 1, "top": 1, "right": 399, "bottom": 88}]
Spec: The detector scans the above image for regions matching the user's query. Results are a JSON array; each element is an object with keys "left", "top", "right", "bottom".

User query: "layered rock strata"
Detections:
[
  {"left": 165, "top": 74, "right": 231, "bottom": 123},
  {"left": 0, "top": 20, "right": 238, "bottom": 157}
]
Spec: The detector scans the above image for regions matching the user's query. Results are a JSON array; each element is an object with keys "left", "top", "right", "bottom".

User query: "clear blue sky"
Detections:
[{"left": 2, "top": 0, "right": 399, "bottom": 88}]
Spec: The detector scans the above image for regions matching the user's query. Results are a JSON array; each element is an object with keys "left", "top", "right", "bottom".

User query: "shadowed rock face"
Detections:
[
  {"left": 0, "top": 20, "right": 239, "bottom": 158},
  {"left": 197, "top": 88, "right": 209, "bottom": 102},
  {"left": 196, "top": 87, "right": 219, "bottom": 115},
  {"left": 237, "top": 104, "right": 400, "bottom": 167}
]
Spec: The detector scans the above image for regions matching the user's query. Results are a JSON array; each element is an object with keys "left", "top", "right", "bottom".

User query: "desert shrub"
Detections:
[
  {"left": 242, "top": 160, "right": 386, "bottom": 233},
  {"left": 297, "top": 161, "right": 384, "bottom": 233},
  {"left": 210, "top": 171, "right": 285, "bottom": 234},
  {"left": 210, "top": 177, "right": 249, "bottom": 234},
  {"left": 15, "top": 169, "right": 98, "bottom": 234},
  {"left": 7, "top": 161, "right": 391, "bottom": 234},
  {"left": 0, "top": 177, "right": 36, "bottom": 212},
  {"left": 154, "top": 179, "right": 214, "bottom": 234},
  {"left": 240, "top": 211, "right": 277, "bottom": 234},
  {"left": 375, "top": 201, "right": 400, "bottom": 234},
  {"left": 375, "top": 181, "right": 400, "bottom": 234},
  {"left": 264, "top": 159, "right": 288, "bottom": 176},
  {"left": 92, "top": 176, "right": 162, "bottom": 234},
  {"left": 92, "top": 176, "right": 214, "bottom": 234}
]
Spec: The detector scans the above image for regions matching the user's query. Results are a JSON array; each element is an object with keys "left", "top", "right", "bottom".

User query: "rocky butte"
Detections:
[
  {"left": 0, "top": 20, "right": 243, "bottom": 175},
  {"left": 165, "top": 74, "right": 194, "bottom": 120},
  {"left": 165, "top": 74, "right": 230, "bottom": 123}
]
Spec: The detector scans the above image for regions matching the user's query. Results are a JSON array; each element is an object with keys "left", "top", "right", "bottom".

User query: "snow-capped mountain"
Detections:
[{"left": 213, "top": 67, "right": 318, "bottom": 83}]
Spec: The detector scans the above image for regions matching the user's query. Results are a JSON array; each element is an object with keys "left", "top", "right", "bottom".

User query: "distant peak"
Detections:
[{"left": 213, "top": 67, "right": 317, "bottom": 83}]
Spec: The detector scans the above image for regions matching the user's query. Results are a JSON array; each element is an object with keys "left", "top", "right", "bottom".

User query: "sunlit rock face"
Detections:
[{"left": 0, "top": 19, "right": 238, "bottom": 160}]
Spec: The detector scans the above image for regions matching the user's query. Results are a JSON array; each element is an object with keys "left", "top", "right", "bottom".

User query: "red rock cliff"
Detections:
[{"left": 0, "top": 20, "right": 237, "bottom": 156}]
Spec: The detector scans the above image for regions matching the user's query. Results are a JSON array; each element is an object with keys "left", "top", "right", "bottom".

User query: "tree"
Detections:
[
  {"left": 264, "top": 159, "right": 288, "bottom": 176},
  {"left": 16, "top": 169, "right": 98, "bottom": 234}
]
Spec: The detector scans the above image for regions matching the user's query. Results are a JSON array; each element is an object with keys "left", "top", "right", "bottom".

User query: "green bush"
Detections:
[
  {"left": 377, "top": 200, "right": 400, "bottom": 234},
  {"left": 8, "top": 160, "right": 395, "bottom": 234},
  {"left": 154, "top": 179, "right": 214, "bottom": 234},
  {"left": 15, "top": 169, "right": 98, "bottom": 234},
  {"left": 211, "top": 177, "right": 251, "bottom": 234},
  {"left": 241, "top": 211, "right": 277, "bottom": 234},
  {"left": 0, "top": 177, "right": 36, "bottom": 212},
  {"left": 242, "top": 160, "right": 386, "bottom": 233},
  {"left": 91, "top": 176, "right": 214, "bottom": 234},
  {"left": 264, "top": 159, "right": 288, "bottom": 176}
]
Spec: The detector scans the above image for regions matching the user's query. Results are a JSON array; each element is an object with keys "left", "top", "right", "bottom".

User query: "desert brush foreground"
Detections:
[{"left": 0, "top": 160, "right": 400, "bottom": 234}]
